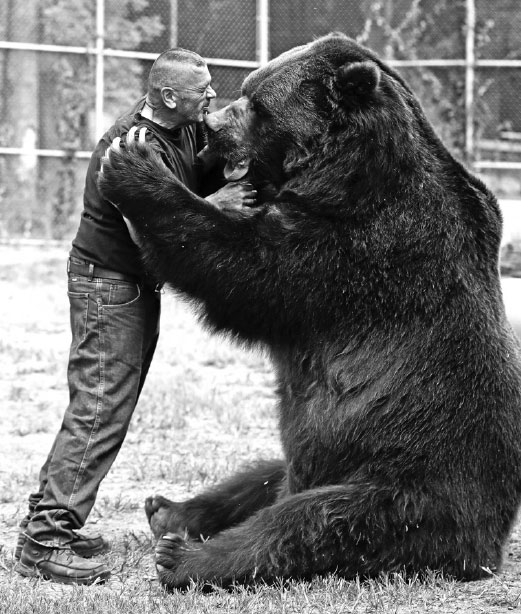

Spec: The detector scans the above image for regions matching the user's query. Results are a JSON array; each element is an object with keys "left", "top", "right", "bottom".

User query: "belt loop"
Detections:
[
  {"left": 67, "top": 258, "right": 71, "bottom": 274},
  {"left": 88, "top": 263, "right": 94, "bottom": 281}
]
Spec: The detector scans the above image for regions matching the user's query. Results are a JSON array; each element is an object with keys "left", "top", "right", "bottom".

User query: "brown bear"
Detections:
[{"left": 98, "top": 32, "right": 521, "bottom": 589}]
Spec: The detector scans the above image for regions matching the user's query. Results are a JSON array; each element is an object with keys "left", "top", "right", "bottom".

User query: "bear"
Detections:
[{"left": 98, "top": 32, "right": 521, "bottom": 589}]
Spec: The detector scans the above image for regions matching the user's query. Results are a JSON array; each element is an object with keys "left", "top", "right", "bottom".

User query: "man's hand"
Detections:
[{"left": 206, "top": 181, "right": 258, "bottom": 211}]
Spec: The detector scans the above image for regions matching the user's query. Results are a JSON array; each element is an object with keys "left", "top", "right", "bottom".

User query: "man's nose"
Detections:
[
  {"left": 206, "top": 85, "right": 217, "bottom": 99},
  {"left": 204, "top": 106, "right": 227, "bottom": 132}
]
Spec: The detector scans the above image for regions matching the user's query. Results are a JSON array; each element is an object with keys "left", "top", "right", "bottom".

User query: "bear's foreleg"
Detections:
[{"left": 98, "top": 139, "right": 338, "bottom": 344}]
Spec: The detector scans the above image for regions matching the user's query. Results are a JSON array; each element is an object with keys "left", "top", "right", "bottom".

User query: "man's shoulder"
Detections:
[
  {"left": 103, "top": 97, "right": 147, "bottom": 141},
  {"left": 135, "top": 119, "right": 197, "bottom": 139},
  {"left": 132, "top": 121, "right": 200, "bottom": 157}
]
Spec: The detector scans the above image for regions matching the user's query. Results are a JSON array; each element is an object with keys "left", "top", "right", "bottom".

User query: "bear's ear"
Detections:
[{"left": 336, "top": 61, "right": 380, "bottom": 98}]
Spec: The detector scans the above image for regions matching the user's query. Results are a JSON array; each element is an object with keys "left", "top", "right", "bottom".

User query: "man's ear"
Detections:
[
  {"left": 336, "top": 61, "right": 380, "bottom": 99},
  {"left": 161, "top": 87, "right": 177, "bottom": 110}
]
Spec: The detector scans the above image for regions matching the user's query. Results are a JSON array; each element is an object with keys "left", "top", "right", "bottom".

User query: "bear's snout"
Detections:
[{"left": 204, "top": 108, "right": 227, "bottom": 132}]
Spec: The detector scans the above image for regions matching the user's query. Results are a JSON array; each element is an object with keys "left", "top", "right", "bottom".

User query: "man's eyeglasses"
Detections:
[{"left": 163, "top": 84, "right": 216, "bottom": 98}]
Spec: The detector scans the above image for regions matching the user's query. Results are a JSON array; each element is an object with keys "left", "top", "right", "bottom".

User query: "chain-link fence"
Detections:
[{"left": 0, "top": 0, "right": 520, "bottom": 239}]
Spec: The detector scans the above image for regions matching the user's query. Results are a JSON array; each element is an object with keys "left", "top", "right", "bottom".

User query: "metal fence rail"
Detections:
[{"left": 0, "top": 0, "right": 520, "bottom": 239}]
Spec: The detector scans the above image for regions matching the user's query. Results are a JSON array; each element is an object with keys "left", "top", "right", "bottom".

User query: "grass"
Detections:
[{"left": 2, "top": 243, "right": 521, "bottom": 613}]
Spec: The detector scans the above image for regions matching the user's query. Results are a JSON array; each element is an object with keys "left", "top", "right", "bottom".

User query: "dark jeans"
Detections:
[{"left": 24, "top": 263, "right": 161, "bottom": 546}]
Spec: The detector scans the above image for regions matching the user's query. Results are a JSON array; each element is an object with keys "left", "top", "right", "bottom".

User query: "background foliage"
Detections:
[{"left": 0, "top": 0, "right": 520, "bottom": 239}]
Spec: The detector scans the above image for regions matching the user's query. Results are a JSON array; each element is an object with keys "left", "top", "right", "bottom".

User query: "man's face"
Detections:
[{"left": 169, "top": 63, "right": 216, "bottom": 125}]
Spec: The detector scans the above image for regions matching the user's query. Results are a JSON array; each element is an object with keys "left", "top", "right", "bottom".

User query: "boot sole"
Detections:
[
  {"left": 15, "top": 560, "right": 111, "bottom": 585},
  {"left": 14, "top": 538, "right": 110, "bottom": 561}
]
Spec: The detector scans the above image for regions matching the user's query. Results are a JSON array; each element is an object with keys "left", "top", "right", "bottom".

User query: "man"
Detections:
[{"left": 15, "top": 48, "right": 256, "bottom": 585}]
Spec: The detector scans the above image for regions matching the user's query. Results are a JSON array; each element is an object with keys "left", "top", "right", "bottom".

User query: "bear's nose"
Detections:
[{"left": 204, "top": 108, "right": 227, "bottom": 132}]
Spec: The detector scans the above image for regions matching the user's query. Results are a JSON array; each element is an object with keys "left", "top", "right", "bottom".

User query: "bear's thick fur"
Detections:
[{"left": 99, "top": 33, "right": 521, "bottom": 589}]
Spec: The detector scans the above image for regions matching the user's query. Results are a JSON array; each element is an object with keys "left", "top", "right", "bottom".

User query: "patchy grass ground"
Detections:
[{"left": 1, "top": 243, "right": 521, "bottom": 613}]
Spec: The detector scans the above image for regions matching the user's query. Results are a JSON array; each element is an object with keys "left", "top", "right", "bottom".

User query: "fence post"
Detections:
[
  {"left": 95, "top": 0, "right": 105, "bottom": 140},
  {"left": 256, "top": 0, "right": 269, "bottom": 65},
  {"left": 465, "top": 0, "right": 476, "bottom": 167},
  {"left": 170, "top": 0, "right": 178, "bottom": 47}
]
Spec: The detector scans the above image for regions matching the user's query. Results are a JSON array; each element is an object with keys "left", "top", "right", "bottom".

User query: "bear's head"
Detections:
[{"left": 204, "top": 32, "right": 446, "bottom": 211}]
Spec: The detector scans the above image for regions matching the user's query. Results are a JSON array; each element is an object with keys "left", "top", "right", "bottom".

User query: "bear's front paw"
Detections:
[
  {"left": 145, "top": 495, "right": 190, "bottom": 540},
  {"left": 97, "top": 128, "right": 165, "bottom": 217},
  {"left": 155, "top": 533, "right": 198, "bottom": 590}
]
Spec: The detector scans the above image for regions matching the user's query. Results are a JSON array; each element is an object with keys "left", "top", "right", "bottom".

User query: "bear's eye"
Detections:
[{"left": 251, "top": 99, "right": 270, "bottom": 119}]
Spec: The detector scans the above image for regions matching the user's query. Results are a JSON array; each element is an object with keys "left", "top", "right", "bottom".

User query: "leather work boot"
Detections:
[
  {"left": 14, "top": 529, "right": 110, "bottom": 561},
  {"left": 16, "top": 536, "right": 111, "bottom": 585}
]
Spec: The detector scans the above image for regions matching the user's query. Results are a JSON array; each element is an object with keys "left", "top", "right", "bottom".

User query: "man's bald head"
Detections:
[{"left": 147, "top": 48, "right": 207, "bottom": 108}]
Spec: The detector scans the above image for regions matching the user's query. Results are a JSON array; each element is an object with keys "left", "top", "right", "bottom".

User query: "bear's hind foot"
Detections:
[{"left": 155, "top": 533, "right": 200, "bottom": 591}]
